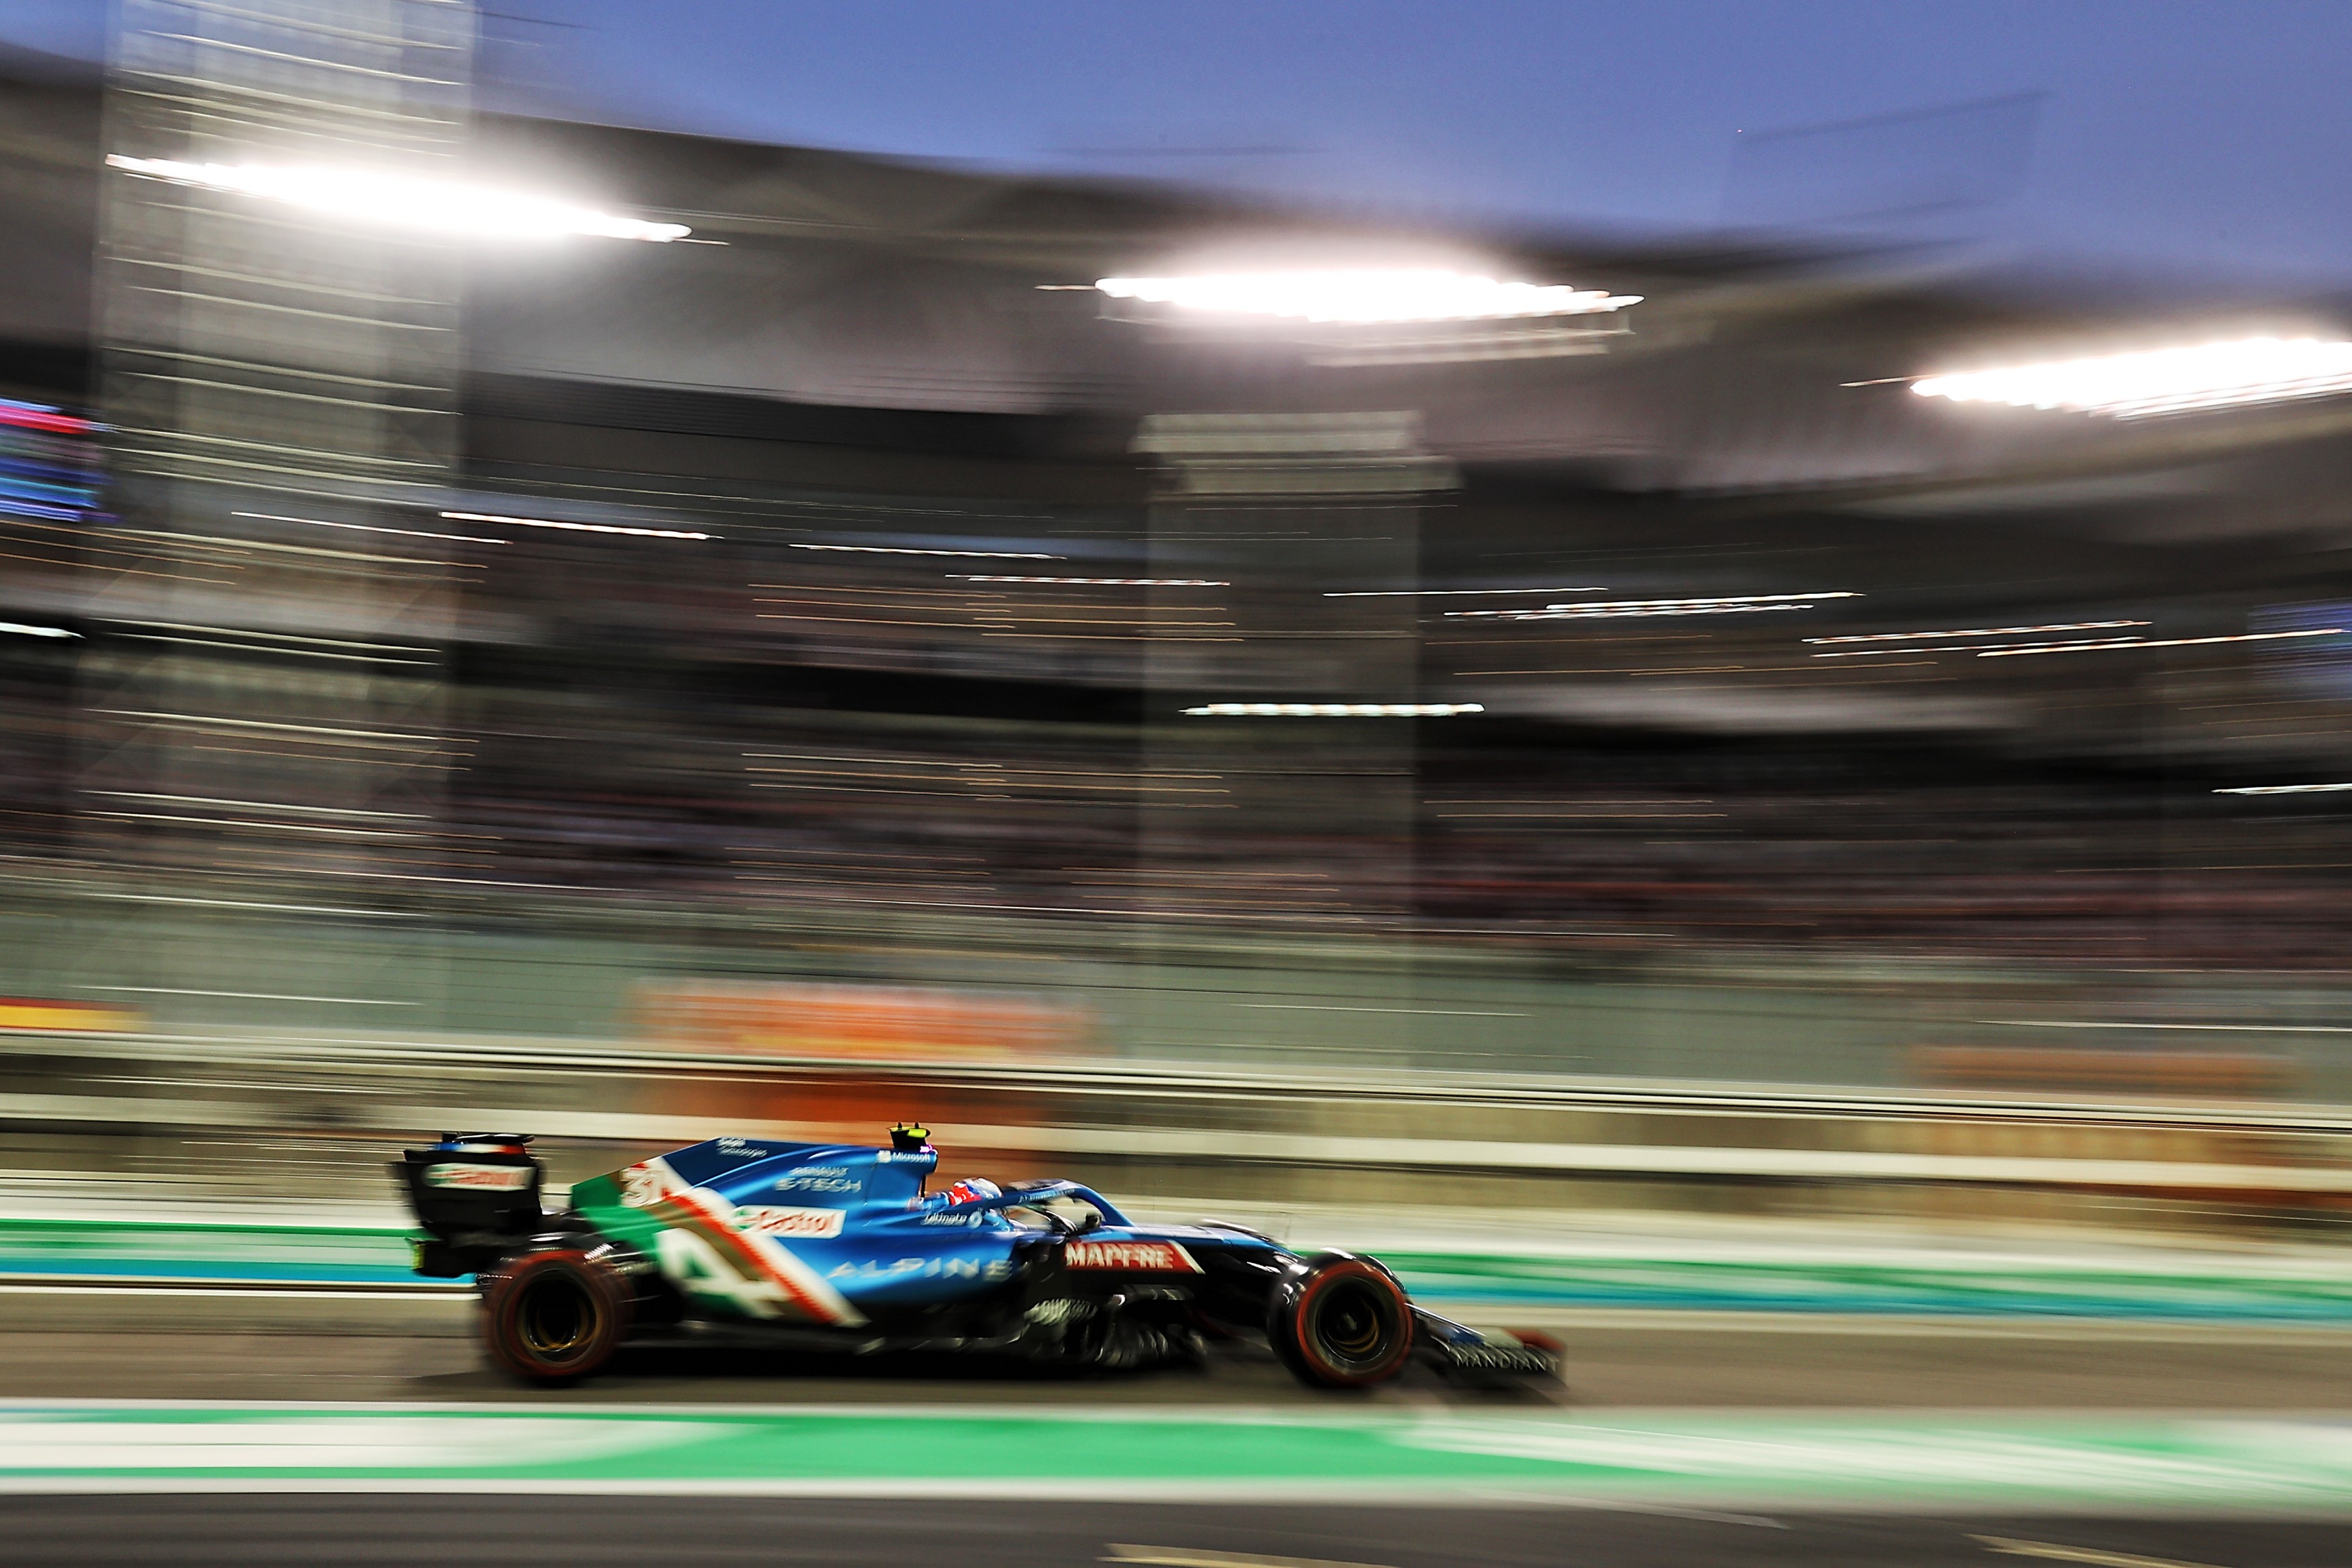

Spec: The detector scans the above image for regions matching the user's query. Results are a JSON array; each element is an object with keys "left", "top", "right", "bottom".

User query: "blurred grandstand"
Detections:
[{"left": 4, "top": 33, "right": 2352, "bottom": 1125}]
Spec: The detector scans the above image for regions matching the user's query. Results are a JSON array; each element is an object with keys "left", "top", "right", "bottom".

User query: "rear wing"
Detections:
[{"left": 392, "top": 1134, "right": 545, "bottom": 1277}]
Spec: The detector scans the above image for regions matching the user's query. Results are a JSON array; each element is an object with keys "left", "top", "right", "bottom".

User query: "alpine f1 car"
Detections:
[{"left": 396, "top": 1124, "right": 1559, "bottom": 1389}]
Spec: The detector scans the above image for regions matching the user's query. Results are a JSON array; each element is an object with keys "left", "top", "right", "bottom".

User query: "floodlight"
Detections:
[
  {"left": 1911, "top": 337, "right": 2352, "bottom": 419},
  {"left": 1095, "top": 270, "right": 1639, "bottom": 324},
  {"left": 106, "top": 156, "right": 691, "bottom": 242}
]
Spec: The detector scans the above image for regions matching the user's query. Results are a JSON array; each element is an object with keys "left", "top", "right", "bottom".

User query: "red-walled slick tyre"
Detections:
[
  {"left": 1267, "top": 1252, "right": 1414, "bottom": 1388},
  {"left": 480, "top": 1248, "right": 631, "bottom": 1384}
]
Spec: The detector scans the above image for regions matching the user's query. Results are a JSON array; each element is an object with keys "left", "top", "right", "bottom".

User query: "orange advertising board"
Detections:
[
  {"left": 0, "top": 999, "right": 142, "bottom": 1034},
  {"left": 630, "top": 979, "right": 1091, "bottom": 1061}
]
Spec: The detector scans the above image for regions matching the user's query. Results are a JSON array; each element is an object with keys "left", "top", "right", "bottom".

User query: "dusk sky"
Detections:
[{"left": 11, "top": 1, "right": 2352, "bottom": 287}]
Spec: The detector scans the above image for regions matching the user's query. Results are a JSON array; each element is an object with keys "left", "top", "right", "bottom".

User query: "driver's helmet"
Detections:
[{"left": 940, "top": 1177, "right": 1001, "bottom": 1206}]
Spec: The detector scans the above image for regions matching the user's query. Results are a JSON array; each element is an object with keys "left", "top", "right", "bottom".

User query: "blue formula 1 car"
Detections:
[{"left": 396, "top": 1124, "right": 1559, "bottom": 1389}]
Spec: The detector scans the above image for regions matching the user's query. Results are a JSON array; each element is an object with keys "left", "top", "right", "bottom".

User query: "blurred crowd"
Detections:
[{"left": 6, "top": 526, "right": 2349, "bottom": 974}]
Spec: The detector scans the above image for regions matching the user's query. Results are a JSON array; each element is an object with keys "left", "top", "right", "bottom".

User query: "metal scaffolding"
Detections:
[{"left": 80, "top": 0, "right": 474, "bottom": 908}]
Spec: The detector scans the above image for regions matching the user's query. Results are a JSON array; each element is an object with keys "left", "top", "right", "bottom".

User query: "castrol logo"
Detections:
[
  {"left": 618, "top": 1160, "right": 679, "bottom": 1208},
  {"left": 422, "top": 1162, "right": 532, "bottom": 1191},
  {"left": 1064, "top": 1240, "right": 1201, "bottom": 1273},
  {"left": 735, "top": 1206, "right": 846, "bottom": 1239}
]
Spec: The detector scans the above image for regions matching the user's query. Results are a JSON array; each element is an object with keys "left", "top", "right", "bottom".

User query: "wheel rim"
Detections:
[
  {"left": 1309, "top": 1277, "right": 1399, "bottom": 1372},
  {"left": 516, "top": 1271, "right": 600, "bottom": 1362}
]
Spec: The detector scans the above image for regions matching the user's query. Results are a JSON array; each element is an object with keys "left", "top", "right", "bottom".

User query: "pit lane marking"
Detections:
[
  {"left": 0, "top": 1281, "right": 463, "bottom": 1299},
  {"left": 1975, "top": 1536, "right": 2229, "bottom": 1568}
]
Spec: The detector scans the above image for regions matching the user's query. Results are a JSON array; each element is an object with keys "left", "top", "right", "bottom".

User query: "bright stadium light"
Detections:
[
  {"left": 105, "top": 156, "right": 692, "bottom": 242},
  {"left": 1094, "top": 270, "right": 1641, "bottom": 324},
  {"left": 1910, "top": 337, "right": 2352, "bottom": 420}
]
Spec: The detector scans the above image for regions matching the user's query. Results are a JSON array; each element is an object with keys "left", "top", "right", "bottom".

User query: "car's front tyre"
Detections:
[
  {"left": 480, "top": 1246, "right": 632, "bottom": 1384},
  {"left": 1267, "top": 1252, "right": 1414, "bottom": 1388}
]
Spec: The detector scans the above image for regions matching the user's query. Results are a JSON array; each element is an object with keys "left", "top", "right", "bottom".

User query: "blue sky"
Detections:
[{"left": 12, "top": 1, "right": 2352, "bottom": 287}]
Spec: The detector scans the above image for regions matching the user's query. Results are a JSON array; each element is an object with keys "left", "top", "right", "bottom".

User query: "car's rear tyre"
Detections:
[
  {"left": 1267, "top": 1252, "right": 1414, "bottom": 1388},
  {"left": 481, "top": 1248, "right": 631, "bottom": 1384}
]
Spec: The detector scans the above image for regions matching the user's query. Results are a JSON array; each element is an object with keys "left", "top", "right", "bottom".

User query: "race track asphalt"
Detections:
[
  {"left": 3, "top": 1495, "right": 2345, "bottom": 1568},
  {"left": 4, "top": 1290, "right": 2351, "bottom": 1563},
  {"left": 2, "top": 1288, "right": 2351, "bottom": 1409}
]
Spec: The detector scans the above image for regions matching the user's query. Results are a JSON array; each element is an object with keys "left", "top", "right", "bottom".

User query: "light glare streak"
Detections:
[
  {"left": 949, "top": 575, "right": 1225, "bottom": 585},
  {"left": 1807, "top": 621, "right": 2147, "bottom": 645},
  {"left": 236, "top": 511, "right": 506, "bottom": 544},
  {"left": 1498, "top": 604, "right": 1812, "bottom": 619},
  {"left": 1978, "top": 629, "right": 2339, "bottom": 658},
  {"left": 442, "top": 511, "right": 711, "bottom": 541},
  {"left": 1182, "top": 702, "right": 1482, "bottom": 717},
  {"left": 1811, "top": 621, "right": 2158, "bottom": 658},
  {"left": 1912, "top": 337, "right": 2352, "bottom": 419},
  {"left": 1452, "top": 591, "right": 1859, "bottom": 620},
  {"left": 1325, "top": 586, "right": 1606, "bottom": 597},
  {"left": 106, "top": 621, "right": 430, "bottom": 654},
  {"left": 105, "top": 156, "right": 692, "bottom": 242},
  {"left": 86, "top": 987, "right": 417, "bottom": 1006},
  {"left": 2214, "top": 782, "right": 2352, "bottom": 795},
  {"left": 1811, "top": 645, "right": 1987, "bottom": 658},
  {"left": 0, "top": 622, "right": 75, "bottom": 638},
  {"left": 791, "top": 544, "right": 1059, "bottom": 559},
  {"left": 1095, "top": 270, "right": 1640, "bottom": 324},
  {"left": 96, "top": 710, "right": 443, "bottom": 743},
  {"left": 83, "top": 790, "right": 430, "bottom": 819}
]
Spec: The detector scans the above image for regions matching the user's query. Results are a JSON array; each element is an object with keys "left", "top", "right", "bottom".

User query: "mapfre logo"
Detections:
[
  {"left": 423, "top": 1162, "right": 532, "bottom": 1191},
  {"left": 735, "top": 1206, "right": 846, "bottom": 1239},
  {"left": 1063, "top": 1240, "right": 1201, "bottom": 1273}
]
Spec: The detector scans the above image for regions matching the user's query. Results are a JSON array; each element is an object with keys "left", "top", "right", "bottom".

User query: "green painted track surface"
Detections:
[
  {"left": 1381, "top": 1250, "right": 2352, "bottom": 1321},
  {"left": 4, "top": 1403, "right": 2352, "bottom": 1506},
  {"left": 0, "top": 1216, "right": 427, "bottom": 1287}
]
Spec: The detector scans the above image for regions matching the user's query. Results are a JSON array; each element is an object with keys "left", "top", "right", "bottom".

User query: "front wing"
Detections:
[{"left": 1411, "top": 1307, "right": 1562, "bottom": 1380}]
